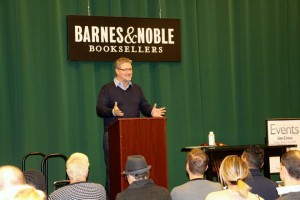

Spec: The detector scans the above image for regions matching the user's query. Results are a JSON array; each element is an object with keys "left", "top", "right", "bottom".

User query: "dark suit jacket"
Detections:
[
  {"left": 244, "top": 169, "right": 278, "bottom": 200},
  {"left": 116, "top": 179, "right": 171, "bottom": 200}
]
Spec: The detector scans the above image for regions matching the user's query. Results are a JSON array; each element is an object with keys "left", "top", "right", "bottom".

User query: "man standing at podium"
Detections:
[{"left": 96, "top": 57, "right": 166, "bottom": 198}]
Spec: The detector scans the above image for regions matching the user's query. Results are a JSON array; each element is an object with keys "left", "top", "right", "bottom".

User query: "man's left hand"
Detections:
[{"left": 151, "top": 103, "right": 166, "bottom": 117}]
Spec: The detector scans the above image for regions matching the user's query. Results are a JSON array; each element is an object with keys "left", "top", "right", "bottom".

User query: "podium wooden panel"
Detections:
[{"left": 108, "top": 118, "right": 168, "bottom": 200}]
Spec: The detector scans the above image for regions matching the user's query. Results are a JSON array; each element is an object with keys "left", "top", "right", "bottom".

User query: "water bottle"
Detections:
[{"left": 208, "top": 131, "right": 215, "bottom": 146}]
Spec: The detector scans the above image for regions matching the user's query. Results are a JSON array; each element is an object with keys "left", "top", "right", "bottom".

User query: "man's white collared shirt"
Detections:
[
  {"left": 114, "top": 77, "right": 132, "bottom": 91},
  {"left": 276, "top": 185, "right": 300, "bottom": 196}
]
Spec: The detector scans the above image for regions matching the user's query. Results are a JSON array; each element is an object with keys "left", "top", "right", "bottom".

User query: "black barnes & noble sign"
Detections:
[{"left": 67, "top": 15, "right": 181, "bottom": 62}]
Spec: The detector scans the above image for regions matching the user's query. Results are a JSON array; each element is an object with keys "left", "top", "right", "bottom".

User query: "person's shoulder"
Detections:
[
  {"left": 154, "top": 184, "right": 169, "bottom": 192},
  {"left": 76, "top": 182, "right": 105, "bottom": 190},
  {"left": 149, "top": 182, "right": 170, "bottom": 195},
  {"left": 204, "top": 179, "right": 222, "bottom": 185},
  {"left": 198, "top": 180, "right": 223, "bottom": 189},
  {"left": 87, "top": 182, "right": 105, "bottom": 188},
  {"left": 247, "top": 175, "right": 277, "bottom": 187},
  {"left": 262, "top": 177, "right": 278, "bottom": 188},
  {"left": 170, "top": 182, "right": 190, "bottom": 199},
  {"left": 171, "top": 182, "right": 189, "bottom": 191},
  {"left": 116, "top": 191, "right": 125, "bottom": 200},
  {"left": 48, "top": 184, "right": 71, "bottom": 199},
  {"left": 171, "top": 180, "right": 199, "bottom": 191}
]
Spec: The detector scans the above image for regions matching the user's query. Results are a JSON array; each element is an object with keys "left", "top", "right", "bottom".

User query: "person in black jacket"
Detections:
[
  {"left": 116, "top": 155, "right": 170, "bottom": 200},
  {"left": 242, "top": 145, "right": 278, "bottom": 200}
]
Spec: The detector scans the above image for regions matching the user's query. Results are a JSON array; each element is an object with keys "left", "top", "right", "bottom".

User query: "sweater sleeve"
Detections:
[
  {"left": 138, "top": 86, "right": 152, "bottom": 117},
  {"left": 96, "top": 85, "right": 114, "bottom": 118}
]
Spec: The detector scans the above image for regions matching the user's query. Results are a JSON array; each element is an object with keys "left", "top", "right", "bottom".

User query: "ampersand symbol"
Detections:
[{"left": 125, "top": 27, "right": 137, "bottom": 44}]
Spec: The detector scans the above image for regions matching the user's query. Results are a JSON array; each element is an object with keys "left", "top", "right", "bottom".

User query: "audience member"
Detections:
[
  {"left": 171, "top": 148, "right": 222, "bottom": 200},
  {"left": 12, "top": 184, "right": 46, "bottom": 200},
  {"left": 0, "top": 165, "right": 45, "bottom": 199},
  {"left": 242, "top": 145, "right": 278, "bottom": 200},
  {"left": 205, "top": 155, "right": 264, "bottom": 200},
  {"left": 116, "top": 155, "right": 171, "bottom": 200},
  {"left": 48, "top": 152, "right": 106, "bottom": 200},
  {"left": 24, "top": 169, "right": 46, "bottom": 193},
  {"left": 276, "top": 150, "right": 300, "bottom": 199},
  {"left": 0, "top": 165, "right": 26, "bottom": 191}
]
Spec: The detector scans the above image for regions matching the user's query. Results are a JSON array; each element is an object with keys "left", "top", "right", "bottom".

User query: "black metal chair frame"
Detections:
[{"left": 22, "top": 152, "right": 69, "bottom": 195}]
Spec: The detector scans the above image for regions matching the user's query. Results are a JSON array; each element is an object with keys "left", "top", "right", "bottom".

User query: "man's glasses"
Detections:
[{"left": 117, "top": 68, "right": 133, "bottom": 72}]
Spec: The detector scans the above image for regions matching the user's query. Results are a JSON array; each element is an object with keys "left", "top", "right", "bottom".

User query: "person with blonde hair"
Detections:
[
  {"left": 205, "top": 155, "right": 264, "bottom": 200},
  {"left": 12, "top": 184, "right": 46, "bottom": 200},
  {"left": 48, "top": 152, "right": 106, "bottom": 200},
  {"left": 0, "top": 165, "right": 26, "bottom": 191},
  {"left": 0, "top": 165, "right": 46, "bottom": 199}
]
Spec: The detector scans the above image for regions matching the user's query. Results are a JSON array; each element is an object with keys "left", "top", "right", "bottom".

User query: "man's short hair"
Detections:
[
  {"left": 114, "top": 57, "right": 132, "bottom": 68},
  {"left": 242, "top": 145, "right": 264, "bottom": 169},
  {"left": 186, "top": 148, "right": 208, "bottom": 175},
  {"left": 66, "top": 153, "right": 90, "bottom": 181},
  {"left": 281, "top": 150, "right": 300, "bottom": 179}
]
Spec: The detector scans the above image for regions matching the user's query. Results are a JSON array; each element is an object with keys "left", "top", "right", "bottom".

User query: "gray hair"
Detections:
[{"left": 66, "top": 153, "right": 90, "bottom": 181}]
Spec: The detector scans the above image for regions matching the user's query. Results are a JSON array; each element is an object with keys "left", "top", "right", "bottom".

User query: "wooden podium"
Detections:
[{"left": 108, "top": 118, "right": 168, "bottom": 200}]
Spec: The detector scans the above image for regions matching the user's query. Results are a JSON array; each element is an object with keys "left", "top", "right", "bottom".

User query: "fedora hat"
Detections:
[{"left": 122, "top": 155, "right": 151, "bottom": 175}]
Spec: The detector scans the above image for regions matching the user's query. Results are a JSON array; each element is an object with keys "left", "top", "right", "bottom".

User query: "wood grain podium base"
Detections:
[{"left": 108, "top": 118, "right": 168, "bottom": 200}]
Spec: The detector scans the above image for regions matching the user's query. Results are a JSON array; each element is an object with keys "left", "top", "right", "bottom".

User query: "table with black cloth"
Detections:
[{"left": 181, "top": 144, "right": 297, "bottom": 181}]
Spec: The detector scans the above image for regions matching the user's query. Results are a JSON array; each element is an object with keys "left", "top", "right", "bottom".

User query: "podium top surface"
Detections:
[
  {"left": 108, "top": 117, "right": 167, "bottom": 129},
  {"left": 181, "top": 144, "right": 297, "bottom": 152}
]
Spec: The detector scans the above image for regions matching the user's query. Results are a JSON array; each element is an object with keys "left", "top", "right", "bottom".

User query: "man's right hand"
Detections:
[{"left": 113, "top": 102, "right": 124, "bottom": 116}]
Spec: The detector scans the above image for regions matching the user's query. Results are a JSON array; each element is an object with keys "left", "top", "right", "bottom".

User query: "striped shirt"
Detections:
[{"left": 48, "top": 182, "right": 106, "bottom": 200}]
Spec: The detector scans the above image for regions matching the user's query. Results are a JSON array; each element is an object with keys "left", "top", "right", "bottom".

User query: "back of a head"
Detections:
[
  {"left": 23, "top": 169, "right": 46, "bottom": 193},
  {"left": 242, "top": 145, "right": 264, "bottom": 169},
  {"left": 10, "top": 185, "right": 45, "bottom": 200},
  {"left": 219, "top": 155, "right": 251, "bottom": 198},
  {"left": 66, "top": 152, "right": 90, "bottom": 181},
  {"left": 186, "top": 148, "right": 208, "bottom": 175},
  {"left": 281, "top": 150, "right": 300, "bottom": 180},
  {"left": 0, "top": 165, "right": 26, "bottom": 191}
]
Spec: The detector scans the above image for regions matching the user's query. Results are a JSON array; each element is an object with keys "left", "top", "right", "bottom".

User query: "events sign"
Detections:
[
  {"left": 266, "top": 118, "right": 299, "bottom": 173},
  {"left": 67, "top": 15, "right": 181, "bottom": 62},
  {"left": 266, "top": 118, "right": 300, "bottom": 148}
]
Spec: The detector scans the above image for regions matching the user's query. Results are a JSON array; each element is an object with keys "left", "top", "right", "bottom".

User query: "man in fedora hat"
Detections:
[{"left": 116, "top": 155, "right": 171, "bottom": 200}]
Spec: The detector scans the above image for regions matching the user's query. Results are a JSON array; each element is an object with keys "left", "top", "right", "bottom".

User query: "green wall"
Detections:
[{"left": 1, "top": 0, "right": 299, "bottom": 193}]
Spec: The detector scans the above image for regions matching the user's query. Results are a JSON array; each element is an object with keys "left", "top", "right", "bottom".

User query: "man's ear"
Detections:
[
  {"left": 127, "top": 174, "right": 135, "bottom": 184},
  {"left": 241, "top": 153, "right": 247, "bottom": 162},
  {"left": 260, "top": 162, "right": 264, "bottom": 168},
  {"left": 280, "top": 165, "right": 287, "bottom": 181},
  {"left": 205, "top": 165, "right": 208, "bottom": 172},
  {"left": 186, "top": 162, "right": 189, "bottom": 172}
]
